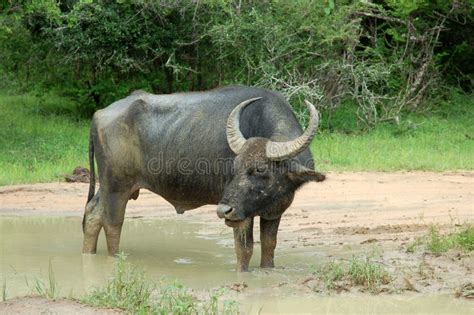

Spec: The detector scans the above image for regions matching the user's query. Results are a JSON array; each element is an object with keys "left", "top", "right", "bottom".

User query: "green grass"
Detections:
[
  {"left": 0, "top": 94, "right": 89, "bottom": 185},
  {"left": 426, "top": 225, "right": 474, "bottom": 255},
  {"left": 406, "top": 225, "right": 474, "bottom": 255},
  {"left": 83, "top": 253, "right": 153, "bottom": 313},
  {"left": 82, "top": 253, "right": 238, "bottom": 314},
  {"left": 31, "top": 261, "right": 59, "bottom": 300},
  {"left": 313, "top": 92, "right": 474, "bottom": 171},
  {"left": 314, "top": 255, "right": 392, "bottom": 293},
  {"left": 0, "top": 91, "right": 473, "bottom": 185}
]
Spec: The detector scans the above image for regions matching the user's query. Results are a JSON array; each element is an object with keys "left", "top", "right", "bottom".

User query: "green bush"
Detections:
[{"left": 0, "top": 0, "right": 472, "bottom": 125}]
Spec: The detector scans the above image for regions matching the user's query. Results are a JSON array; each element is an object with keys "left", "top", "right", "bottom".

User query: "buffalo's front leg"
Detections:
[
  {"left": 233, "top": 218, "right": 254, "bottom": 272},
  {"left": 260, "top": 217, "right": 281, "bottom": 268}
]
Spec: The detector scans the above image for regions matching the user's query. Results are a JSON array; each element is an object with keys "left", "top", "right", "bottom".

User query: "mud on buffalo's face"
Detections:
[{"left": 216, "top": 98, "right": 325, "bottom": 227}]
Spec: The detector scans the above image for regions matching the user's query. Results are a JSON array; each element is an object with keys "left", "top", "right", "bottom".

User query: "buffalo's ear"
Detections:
[{"left": 287, "top": 165, "right": 326, "bottom": 187}]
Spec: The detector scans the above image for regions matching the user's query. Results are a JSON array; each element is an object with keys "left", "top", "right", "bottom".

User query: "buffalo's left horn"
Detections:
[
  {"left": 265, "top": 100, "right": 319, "bottom": 160},
  {"left": 226, "top": 97, "right": 262, "bottom": 154}
]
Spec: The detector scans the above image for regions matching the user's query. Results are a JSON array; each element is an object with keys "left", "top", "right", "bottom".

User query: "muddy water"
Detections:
[
  {"left": 1, "top": 217, "right": 316, "bottom": 294},
  {"left": 1, "top": 217, "right": 472, "bottom": 314}
]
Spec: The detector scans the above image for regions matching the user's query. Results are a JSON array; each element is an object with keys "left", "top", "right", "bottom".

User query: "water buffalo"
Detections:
[{"left": 82, "top": 85, "right": 325, "bottom": 271}]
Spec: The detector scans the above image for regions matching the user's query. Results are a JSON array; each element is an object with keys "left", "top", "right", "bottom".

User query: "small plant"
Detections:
[
  {"left": 456, "top": 226, "right": 474, "bottom": 252},
  {"left": 315, "top": 261, "right": 346, "bottom": 290},
  {"left": 2, "top": 278, "right": 6, "bottom": 301},
  {"left": 406, "top": 225, "right": 474, "bottom": 255},
  {"left": 83, "top": 252, "right": 153, "bottom": 313},
  {"left": 426, "top": 226, "right": 455, "bottom": 255},
  {"left": 406, "top": 237, "right": 423, "bottom": 253},
  {"left": 83, "top": 253, "right": 239, "bottom": 314},
  {"left": 314, "top": 255, "right": 392, "bottom": 293},
  {"left": 426, "top": 225, "right": 474, "bottom": 255},
  {"left": 200, "top": 288, "right": 239, "bottom": 315},
  {"left": 348, "top": 256, "right": 391, "bottom": 292},
  {"left": 33, "top": 261, "right": 58, "bottom": 300},
  {"left": 154, "top": 282, "right": 197, "bottom": 314}
]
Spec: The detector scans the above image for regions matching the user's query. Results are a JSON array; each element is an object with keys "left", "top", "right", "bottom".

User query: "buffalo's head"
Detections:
[{"left": 217, "top": 98, "right": 325, "bottom": 227}]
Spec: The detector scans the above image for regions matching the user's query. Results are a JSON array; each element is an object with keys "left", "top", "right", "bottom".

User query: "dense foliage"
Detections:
[{"left": 1, "top": 0, "right": 472, "bottom": 125}]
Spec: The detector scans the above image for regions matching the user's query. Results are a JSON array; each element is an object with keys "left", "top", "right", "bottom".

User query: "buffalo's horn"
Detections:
[
  {"left": 265, "top": 100, "right": 319, "bottom": 160},
  {"left": 226, "top": 97, "right": 262, "bottom": 154}
]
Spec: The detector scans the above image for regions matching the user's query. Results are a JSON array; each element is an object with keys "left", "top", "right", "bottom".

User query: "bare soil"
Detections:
[
  {"left": 1, "top": 171, "right": 473, "bottom": 312},
  {"left": 0, "top": 296, "right": 120, "bottom": 314}
]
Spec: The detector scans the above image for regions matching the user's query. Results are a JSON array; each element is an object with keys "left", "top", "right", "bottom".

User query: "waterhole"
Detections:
[
  {"left": 1, "top": 217, "right": 472, "bottom": 314},
  {"left": 0, "top": 216, "right": 315, "bottom": 295}
]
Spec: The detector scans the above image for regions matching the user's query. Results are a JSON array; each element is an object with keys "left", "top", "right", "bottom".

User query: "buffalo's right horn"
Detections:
[
  {"left": 265, "top": 100, "right": 319, "bottom": 160},
  {"left": 226, "top": 97, "right": 262, "bottom": 154}
]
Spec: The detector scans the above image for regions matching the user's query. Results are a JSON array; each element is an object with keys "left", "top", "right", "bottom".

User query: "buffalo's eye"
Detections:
[
  {"left": 248, "top": 165, "right": 269, "bottom": 179},
  {"left": 256, "top": 165, "right": 266, "bottom": 174}
]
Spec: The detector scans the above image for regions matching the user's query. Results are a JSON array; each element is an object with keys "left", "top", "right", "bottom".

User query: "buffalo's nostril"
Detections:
[{"left": 216, "top": 204, "right": 233, "bottom": 219}]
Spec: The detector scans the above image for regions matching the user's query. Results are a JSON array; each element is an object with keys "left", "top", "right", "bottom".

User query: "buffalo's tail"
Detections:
[
  {"left": 87, "top": 129, "right": 96, "bottom": 203},
  {"left": 83, "top": 128, "right": 96, "bottom": 232}
]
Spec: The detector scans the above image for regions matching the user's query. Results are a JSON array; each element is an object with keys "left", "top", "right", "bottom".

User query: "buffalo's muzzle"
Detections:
[{"left": 216, "top": 204, "right": 233, "bottom": 219}]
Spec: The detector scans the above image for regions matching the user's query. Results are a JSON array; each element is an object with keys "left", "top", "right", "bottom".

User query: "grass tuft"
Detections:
[
  {"left": 315, "top": 261, "right": 346, "bottom": 290},
  {"left": 426, "top": 225, "right": 474, "bottom": 255},
  {"left": 314, "top": 255, "right": 391, "bottom": 293},
  {"left": 347, "top": 256, "right": 392, "bottom": 292},
  {"left": 82, "top": 253, "right": 153, "bottom": 313},
  {"left": 33, "top": 261, "right": 58, "bottom": 300},
  {"left": 82, "top": 253, "right": 239, "bottom": 314},
  {"left": 406, "top": 225, "right": 474, "bottom": 255},
  {"left": 406, "top": 237, "right": 424, "bottom": 253}
]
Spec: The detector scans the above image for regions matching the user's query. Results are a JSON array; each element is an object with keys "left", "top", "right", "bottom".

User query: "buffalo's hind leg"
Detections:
[
  {"left": 260, "top": 217, "right": 281, "bottom": 268},
  {"left": 82, "top": 190, "right": 103, "bottom": 254},
  {"left": 82, "top": 187, "right": 130, "bottom": 256}
]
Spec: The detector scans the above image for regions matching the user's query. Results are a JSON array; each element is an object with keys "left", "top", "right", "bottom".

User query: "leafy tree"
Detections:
[{"left": 0, "top": 0, "right": 472, "bottom": 125}]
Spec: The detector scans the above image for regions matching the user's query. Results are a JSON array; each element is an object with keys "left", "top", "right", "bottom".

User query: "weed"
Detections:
[
  {"left": 153, "top": 282, "right": 197, "bottom": 314},
  {"left": 456, "top": 226, "right": 474, "bottom": 251},
  {"left": 407, "top": 225, "right": 474, "bottom": 255},
  {"left": 201, "top": 288, "right": 239, "bottom": 314},
  {"left": 315, "top": 261, "right": 346, "bottom": 290},
  {"left": 33, "top": 261, "right": 58, "bottom": 300},
  {"left": 348, "top": 256, "right": 391, "bottom": 292},
  {"left": 406, "top": 237, "right": 424, "bottom": 253},
  {"left": 426, "top": 226, "right": 455, "bottom": 255},
  {"left": 314, "top": 255, "right": 392, "bottom": 293},
  {"left": 83, "top": 253, "right": 153, "bottom": 313},
  {"left": 2, "top": 279, "right": 6, "bottom": 301},
  {"left": 82, "top": 253, "right": 239, "bottom": 314},
  {"left": 426, "top": 225, "right": 474, "bottom": 255}
]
